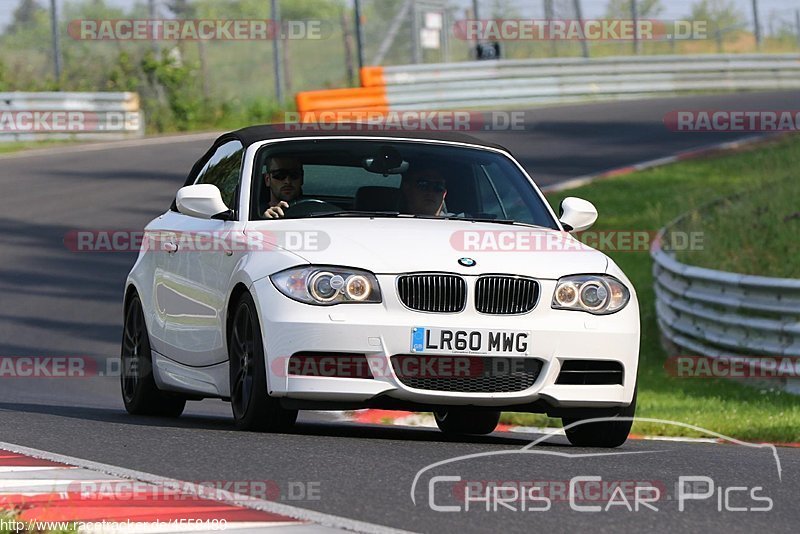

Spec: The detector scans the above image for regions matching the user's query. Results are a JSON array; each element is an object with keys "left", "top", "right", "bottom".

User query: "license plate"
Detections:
[{"left": 410, "top": 327, "right": 530, "bottom": 356}]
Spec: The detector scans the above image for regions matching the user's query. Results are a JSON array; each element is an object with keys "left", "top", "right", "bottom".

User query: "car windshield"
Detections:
[{"left": 250, "top": 139, "right": 558, "bottom": 229}]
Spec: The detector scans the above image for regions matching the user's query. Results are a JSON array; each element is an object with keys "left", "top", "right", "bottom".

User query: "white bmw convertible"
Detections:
[{"left": 121, "top": 125, "right": 640, "bottom": 447}]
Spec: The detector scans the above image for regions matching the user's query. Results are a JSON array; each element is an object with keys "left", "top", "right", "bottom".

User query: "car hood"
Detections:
[{"left": 247, "top": 218, "right": 608, "bottom": 279}]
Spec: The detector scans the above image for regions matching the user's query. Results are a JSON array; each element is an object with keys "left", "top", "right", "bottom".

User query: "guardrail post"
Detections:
[
  {"left": 354, "top": 0, "right": 365, "bottom": 71},
  {"left": 751, "top": 0, "right": 762, "bottom": 50},
  {"left": 631, "top": 0, "right": 640, "bottom": 55},
  {"left": 48, "top": 0, "right": 62, "bottom": 87},
  {"left": 573, "top": 0, "right": 590, "bottom": 58},
  {"left": 795, "top": 9, "right": 800, "bottom": 49},
  {"left": 270, "top": 0, "right": 284, "bottom": 104}
]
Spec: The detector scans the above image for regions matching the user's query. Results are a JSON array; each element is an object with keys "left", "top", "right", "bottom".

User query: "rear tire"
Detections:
[
  {"left": 229, "top": 292, "right": 297, "bottom": 432},
  {"left": 562, "top": 387, "right": 637, "bottom": 448},
  {"left": 434, "top": 409, "right": 500, "bottom": 435},
  {"left": 120, "top": 294, "right": 186, "bottom": 417}
]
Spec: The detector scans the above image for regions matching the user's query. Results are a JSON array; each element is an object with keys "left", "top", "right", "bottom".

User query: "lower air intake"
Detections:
[{"left": 391, "top": 355, "right": 542, "bottom": 392}]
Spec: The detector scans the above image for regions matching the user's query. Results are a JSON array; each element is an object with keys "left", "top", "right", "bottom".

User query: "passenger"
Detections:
[{"left": 400, "top": 165, "right": 448, "bottom": 216}]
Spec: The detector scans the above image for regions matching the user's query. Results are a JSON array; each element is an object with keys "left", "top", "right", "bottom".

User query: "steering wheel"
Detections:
[{"left": 283, "top": 199, "right": 341, "bottom": 217}]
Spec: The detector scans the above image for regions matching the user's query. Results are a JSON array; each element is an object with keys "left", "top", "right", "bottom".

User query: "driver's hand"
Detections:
[{"left": 264, "top": 201, "right": 289, "bottom": 219}]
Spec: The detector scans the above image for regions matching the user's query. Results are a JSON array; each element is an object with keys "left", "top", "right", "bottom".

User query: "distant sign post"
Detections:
[{"left": 476, "top": 42, "right": 501, "bottom": 60}]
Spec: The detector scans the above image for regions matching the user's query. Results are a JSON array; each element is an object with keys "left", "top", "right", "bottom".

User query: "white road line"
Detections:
[
  {"left": 641, "top": 436, "right": 721, "bottom": 444},
  {"left": 0, "top": 131, "right": 222, "bottom": 161},
  {"left": 541, "top": 133, "right": 781, "bottom": 193},
  {"left": 0, "top": 466, "right": 75, "bottom": 473},
  {"left": 81, "top": 521, "right": 310, "bottom": 534},
  {"left": 0, "top": 441, "right": 414, "bottom": 534},
  {"left": 0, "top": 478, "right": 101, "bottom": 489}
]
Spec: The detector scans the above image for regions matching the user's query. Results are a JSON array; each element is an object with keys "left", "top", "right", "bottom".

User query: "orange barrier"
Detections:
[
  {"left": 295, "top": 86, "right": 387, "bottom": 114},
  {"left": 359, "top": 66, "right": 385, "bottom": 88},
  {"left": 294, "top": 66, "right": 388, "bottom": 121}
]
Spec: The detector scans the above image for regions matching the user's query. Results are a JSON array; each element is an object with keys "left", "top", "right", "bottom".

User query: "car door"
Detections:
[{"left": 155, "top": 140, "right": 245, "bottom": 367}]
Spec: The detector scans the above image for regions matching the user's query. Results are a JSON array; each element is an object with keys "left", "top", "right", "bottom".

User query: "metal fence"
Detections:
[
  {"left": 652, "top": 209, "right": 800, "bottom": 394},
  {"left": 296, "top": 53, "right": 800, "bottom": 114},
  {"left": 0, "top": 92, "right": 144, "bottom": 142}
]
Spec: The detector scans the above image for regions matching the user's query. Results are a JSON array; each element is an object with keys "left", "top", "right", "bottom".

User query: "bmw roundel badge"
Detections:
[{"left": 458, "top": 257, "right": 477, "bottom": 267}]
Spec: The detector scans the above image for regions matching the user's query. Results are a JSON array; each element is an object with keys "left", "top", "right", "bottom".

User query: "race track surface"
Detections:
[{"left": 1, "top": 91, "right": 798, "bottom": 532}]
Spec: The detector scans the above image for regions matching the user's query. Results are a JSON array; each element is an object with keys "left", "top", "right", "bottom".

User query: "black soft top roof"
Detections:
[{"left": 218, "top": 123, "right": 508, "bottom": 151}]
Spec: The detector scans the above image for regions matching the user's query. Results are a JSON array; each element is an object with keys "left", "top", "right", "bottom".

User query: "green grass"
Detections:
[
  {"left": 0, "top": 510, "right": 77, "bottom": 534},
  {"left": 500, "top": 134, "right": 800, "bottom": 442},
  {"left": 674, "top": 175, "right": 800, "bottom": 278},
  {"left": 0, "top": 139, "right": 82, "bottom": 155}
]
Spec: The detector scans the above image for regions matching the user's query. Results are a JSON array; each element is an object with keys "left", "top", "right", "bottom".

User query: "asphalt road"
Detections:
[{"left": 1, "top": 91, "right": 798, "bottom": 533}]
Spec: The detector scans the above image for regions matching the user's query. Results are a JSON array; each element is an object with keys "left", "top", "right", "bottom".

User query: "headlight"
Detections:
[
  {"left": 552, "top": 275, "right": 629, "bottom": 315},
  {"left": 271, "top": 266, "right": 382, "bottom": 305}
]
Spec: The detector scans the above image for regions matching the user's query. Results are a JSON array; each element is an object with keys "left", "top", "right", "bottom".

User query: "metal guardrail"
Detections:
[
  {"left": 296, "top": 53, "right": 800, "bottom": 114},
  {"left": 0, "top": 92, "right": 145, "bottom": 142},
  {"left": 379, "top": 53, "right": 800, "bottom": 110},
  {"left": 652, "top": 209, "right": 800, "bottom": 392}
]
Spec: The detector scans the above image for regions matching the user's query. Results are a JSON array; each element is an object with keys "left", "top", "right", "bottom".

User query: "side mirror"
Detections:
[
  {"left": 176, "top": 184, "right": 231, "bottom": 219},
  {"left": 559, "top": 197, "right": 598, "bottom": 232}
]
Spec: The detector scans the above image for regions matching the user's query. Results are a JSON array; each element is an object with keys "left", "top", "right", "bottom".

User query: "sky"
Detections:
[{"left": 1, "top": 0, "right": 799, "bottom": 34}]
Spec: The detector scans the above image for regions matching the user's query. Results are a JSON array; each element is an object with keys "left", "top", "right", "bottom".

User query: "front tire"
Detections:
[
  {"left": 434, "top": 409, "right": 500, "bottom": 435},
  {"left": 120, "top": 294, "right": 186, "bottom": 417},
  {"left": 229, "top": 292, "right": 297, "bottom": 432},
  {"left": 562, "top": 388, "right": 637, "bottom": 448}
]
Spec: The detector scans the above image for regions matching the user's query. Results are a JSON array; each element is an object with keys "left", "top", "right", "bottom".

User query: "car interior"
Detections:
[{"left": 248, "top": 139, "right": 557, "bottom": 228}]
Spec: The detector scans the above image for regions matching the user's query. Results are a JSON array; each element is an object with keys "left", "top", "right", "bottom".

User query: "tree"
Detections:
[
  {"left": 488, "top": 0, "right": 521, "bottom": 19},
  {"left": 0, "top": 58, "right": 7, "bottom": 91},
  {"left": 166, "top": 0, "right": 196, "bottom": 18},
  {"left": 7, "top": 0, "right": 45, "bottom": 34},
  {"left": 690, "top": 0, "right": 745, "bottom": 51},
  {"left": 605, "top": 0, "right": 664, "bottom": 19}
]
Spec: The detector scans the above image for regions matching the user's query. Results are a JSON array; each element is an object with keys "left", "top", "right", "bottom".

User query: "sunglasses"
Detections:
[
  {"left": 269, "top": 169, "right": 304, "bottom": 181},
  {"left": 415, "top": 179, "right": 447, "bottom": 193}
]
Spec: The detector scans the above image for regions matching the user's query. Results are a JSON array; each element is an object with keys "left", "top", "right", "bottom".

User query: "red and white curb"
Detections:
[
  {"left": 0, "top": 442, "right": 410, "bottom": 534},
  {"left": 336, "top": 409, "right": 800, "bottom": 447},
  {"left": 541, "top": 132, "right": 788, "bottom": 193},
  {"left": 335, "top": 409, "right": 559, "bottom": 436}
]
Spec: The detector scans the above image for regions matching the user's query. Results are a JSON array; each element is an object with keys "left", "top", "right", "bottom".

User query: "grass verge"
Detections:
[
  {"left": 0, "top": 139, "right": 82, "bottom": 155},
  {"left": 674, "top": 174, "right": 800, "bottom": 278},
  {"left": 500, "top": 133, "right": 800, "bottom": 442}
]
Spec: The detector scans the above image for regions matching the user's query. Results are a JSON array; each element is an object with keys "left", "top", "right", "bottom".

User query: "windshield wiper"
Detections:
[
  {"left": 302, "top": 211, "right": 551, "bottom": 229},
  {"left": 304, "top": 210, "right": 402, "bottom": 218},
  {"left": 408, "top": 214, "right": 550, "bottom": 229}
]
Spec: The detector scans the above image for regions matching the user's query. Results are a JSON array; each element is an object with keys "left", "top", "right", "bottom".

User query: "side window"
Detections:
[{"left": 194, "top": 140, "right": 244, "bottom": 209}]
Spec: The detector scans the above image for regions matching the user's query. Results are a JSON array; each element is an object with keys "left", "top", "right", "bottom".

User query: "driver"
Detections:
[{"left": 263, "top": 156, "right": 304, "bottom": 219}]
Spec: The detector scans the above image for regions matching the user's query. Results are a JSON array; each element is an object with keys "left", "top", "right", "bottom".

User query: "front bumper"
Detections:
[{"left": 251, "top": 276, "right": 640, "bottom": 409}]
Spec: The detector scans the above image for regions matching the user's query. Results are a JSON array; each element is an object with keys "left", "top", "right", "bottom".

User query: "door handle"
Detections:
[{"left": 162, "top": 241, "right": 178, "bottom": 254}]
